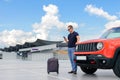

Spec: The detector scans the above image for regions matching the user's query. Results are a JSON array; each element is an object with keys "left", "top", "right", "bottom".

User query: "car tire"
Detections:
[
  {"left": 113, "top": 54, "right": 120, "bottom": 78},
  {"left": 80, "top": 66, "right": 97, "bottom": 74}
]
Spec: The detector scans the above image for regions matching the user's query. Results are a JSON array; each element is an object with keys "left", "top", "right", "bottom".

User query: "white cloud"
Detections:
[
  {"left": 32, "top": 4, "right": 64, "bottom": 40},
  {"left": 0, "top": 4, "right": 79, "bottom": 47},
  {"left": 85, "top": 4, "right": 118, "bottom": 21},
  {"left": 33, "top": 4, "right": 78, "bottom": 40},
  {"left": 43, "top": 4, "right": 58, "bottom": 15},
  {"left": 85, "top": 4, "right": 120, "bottom": 33},
  {"left": 0, "top": 30, "right": 36, "bottom": 47},
  {"left": 105, "top": 20, "right": 120, "bottom": 29}
]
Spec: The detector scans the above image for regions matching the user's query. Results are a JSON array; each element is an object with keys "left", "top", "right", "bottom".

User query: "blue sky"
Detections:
[{"left": 0, "top": 0, "right": 120, "bottom": 48}]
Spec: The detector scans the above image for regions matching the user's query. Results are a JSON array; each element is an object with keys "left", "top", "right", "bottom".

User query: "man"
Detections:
[{"left": 64, "top": 25, "right": 80, "bottom": 74}]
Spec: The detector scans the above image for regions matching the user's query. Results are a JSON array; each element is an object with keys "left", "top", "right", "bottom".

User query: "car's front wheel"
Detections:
[
  {"left": 113, "top": 54, "right": 120, "bottom": 78},
  {"left": 80, "top": 66, "right": 97, "bottom": 74}
]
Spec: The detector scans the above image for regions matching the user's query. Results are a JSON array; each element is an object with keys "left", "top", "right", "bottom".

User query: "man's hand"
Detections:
[
  {"left": 75, "top": 42, "right": 80, "bottom": 45},
  {"left": 63, "top": 36, "right": 68, "bottom": 43}
]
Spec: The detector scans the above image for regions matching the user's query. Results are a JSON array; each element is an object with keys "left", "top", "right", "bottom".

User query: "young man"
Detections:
[{"left": 64, "top": 25, "right": 80, "bottom": 74}]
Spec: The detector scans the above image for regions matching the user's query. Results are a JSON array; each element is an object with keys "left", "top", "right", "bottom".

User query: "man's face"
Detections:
[{"left": 68, "top": 27, "right": 73, "bottom": 33}]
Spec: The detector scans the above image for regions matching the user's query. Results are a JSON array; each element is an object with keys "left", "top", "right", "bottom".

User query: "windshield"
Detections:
[{"left": 100, "top": 27, "right": 120, "bottom": 39}]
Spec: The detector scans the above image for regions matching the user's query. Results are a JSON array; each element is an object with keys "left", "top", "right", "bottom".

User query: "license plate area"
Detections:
[{"left": 76, "top": 56, "right": 87, "bottom": 60}]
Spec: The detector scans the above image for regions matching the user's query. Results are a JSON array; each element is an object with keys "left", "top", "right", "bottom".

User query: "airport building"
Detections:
[{"left": 2, "top": 39, "right": 63, "bottom": 52}]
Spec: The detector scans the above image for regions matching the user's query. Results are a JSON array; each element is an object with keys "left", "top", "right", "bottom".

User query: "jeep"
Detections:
[{"left": 74, "top": 27, "right": 120, "bottom": 78}]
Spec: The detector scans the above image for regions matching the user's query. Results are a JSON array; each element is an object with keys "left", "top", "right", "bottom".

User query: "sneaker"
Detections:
[
  {"left": 73, "top": 71, "right": 77, "bottom": 74},
  {"left": 68, "top": 71, "right": 73, "bottom": 73}
]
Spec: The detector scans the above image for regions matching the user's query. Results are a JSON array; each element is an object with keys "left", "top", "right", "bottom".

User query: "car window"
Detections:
[
  {"left": 107, "top": 33, "right": 120, "bottom": 38},
  {"left": 100, "top": 27, "right": 120, "bottom": 39}
]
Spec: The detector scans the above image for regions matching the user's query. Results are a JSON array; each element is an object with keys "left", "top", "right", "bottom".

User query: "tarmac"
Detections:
[{"left": 0, "top": 59, "right": 119, "bottom": 80}]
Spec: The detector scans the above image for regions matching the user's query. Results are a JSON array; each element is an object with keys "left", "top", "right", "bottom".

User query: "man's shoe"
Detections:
[
  {"left": 68, "top": 71, "right": 73, "bottom": 73},
  {"left": 73, "top": 71, "right": 77, "bottom": 74}
]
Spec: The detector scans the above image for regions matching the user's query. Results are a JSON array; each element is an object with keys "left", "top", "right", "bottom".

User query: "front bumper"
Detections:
[{"left": 75, "top": 54, "right": 114, "bottom": 69}]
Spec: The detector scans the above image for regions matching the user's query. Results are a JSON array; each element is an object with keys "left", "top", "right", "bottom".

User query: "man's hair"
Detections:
[{"left": 68, "top": 25, "right": 73, "bottom": 29}]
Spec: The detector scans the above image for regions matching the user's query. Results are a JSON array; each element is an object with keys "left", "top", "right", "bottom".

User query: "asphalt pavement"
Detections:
[{"left": 0, "top": 59, "right": 119, "bottom": 80}]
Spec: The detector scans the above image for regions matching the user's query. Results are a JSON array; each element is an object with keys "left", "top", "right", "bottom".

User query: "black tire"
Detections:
[
  {"left": 113, "top": 55, "right": 120, "bottom": 78},
  {"left": 80, "top": 66, "right": 97, "bottom": 74}
]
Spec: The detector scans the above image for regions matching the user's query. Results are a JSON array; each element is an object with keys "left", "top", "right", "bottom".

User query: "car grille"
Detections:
[{"left": 76, "top": 42, "right": 98, "bottom": 52}]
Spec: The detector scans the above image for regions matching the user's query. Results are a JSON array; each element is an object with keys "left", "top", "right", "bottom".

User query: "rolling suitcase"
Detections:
[{"left": 47, "top": 57, "right": 59, "bottom": 74}]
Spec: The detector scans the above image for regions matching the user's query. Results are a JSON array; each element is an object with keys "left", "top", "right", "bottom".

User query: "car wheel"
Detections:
[
  {"left": 113, "top": 54, "right": 120, "bottom": 78},
  {"left": 80, "top": 66, "right": 97, "bottom": 74}
]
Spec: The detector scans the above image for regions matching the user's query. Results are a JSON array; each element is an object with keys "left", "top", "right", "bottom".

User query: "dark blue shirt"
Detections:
[{"left": 68, "top": 31, "right": 79, "bottom": 48}]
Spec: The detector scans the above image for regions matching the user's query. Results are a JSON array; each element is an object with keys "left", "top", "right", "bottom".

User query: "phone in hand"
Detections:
[
  {"left": 63, "top": 36, "right": 66, "bottom": 39},
  {"left": 63, "top": 36, "right": 68, "bottom": 42}
]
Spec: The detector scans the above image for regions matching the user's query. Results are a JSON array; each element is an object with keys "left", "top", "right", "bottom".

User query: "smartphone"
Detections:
[{"left": 63, "top": 36, "right": 66, "bottom": 39}]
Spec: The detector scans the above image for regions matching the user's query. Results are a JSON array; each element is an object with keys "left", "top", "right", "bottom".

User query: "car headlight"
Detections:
[{"left": 97, "top": 42, "right": 103, "bottom": 50}]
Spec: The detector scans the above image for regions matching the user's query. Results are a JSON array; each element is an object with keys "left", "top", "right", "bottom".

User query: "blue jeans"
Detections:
[{"left": 68, "top": 47, "right": 77, "bottom": 71}]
